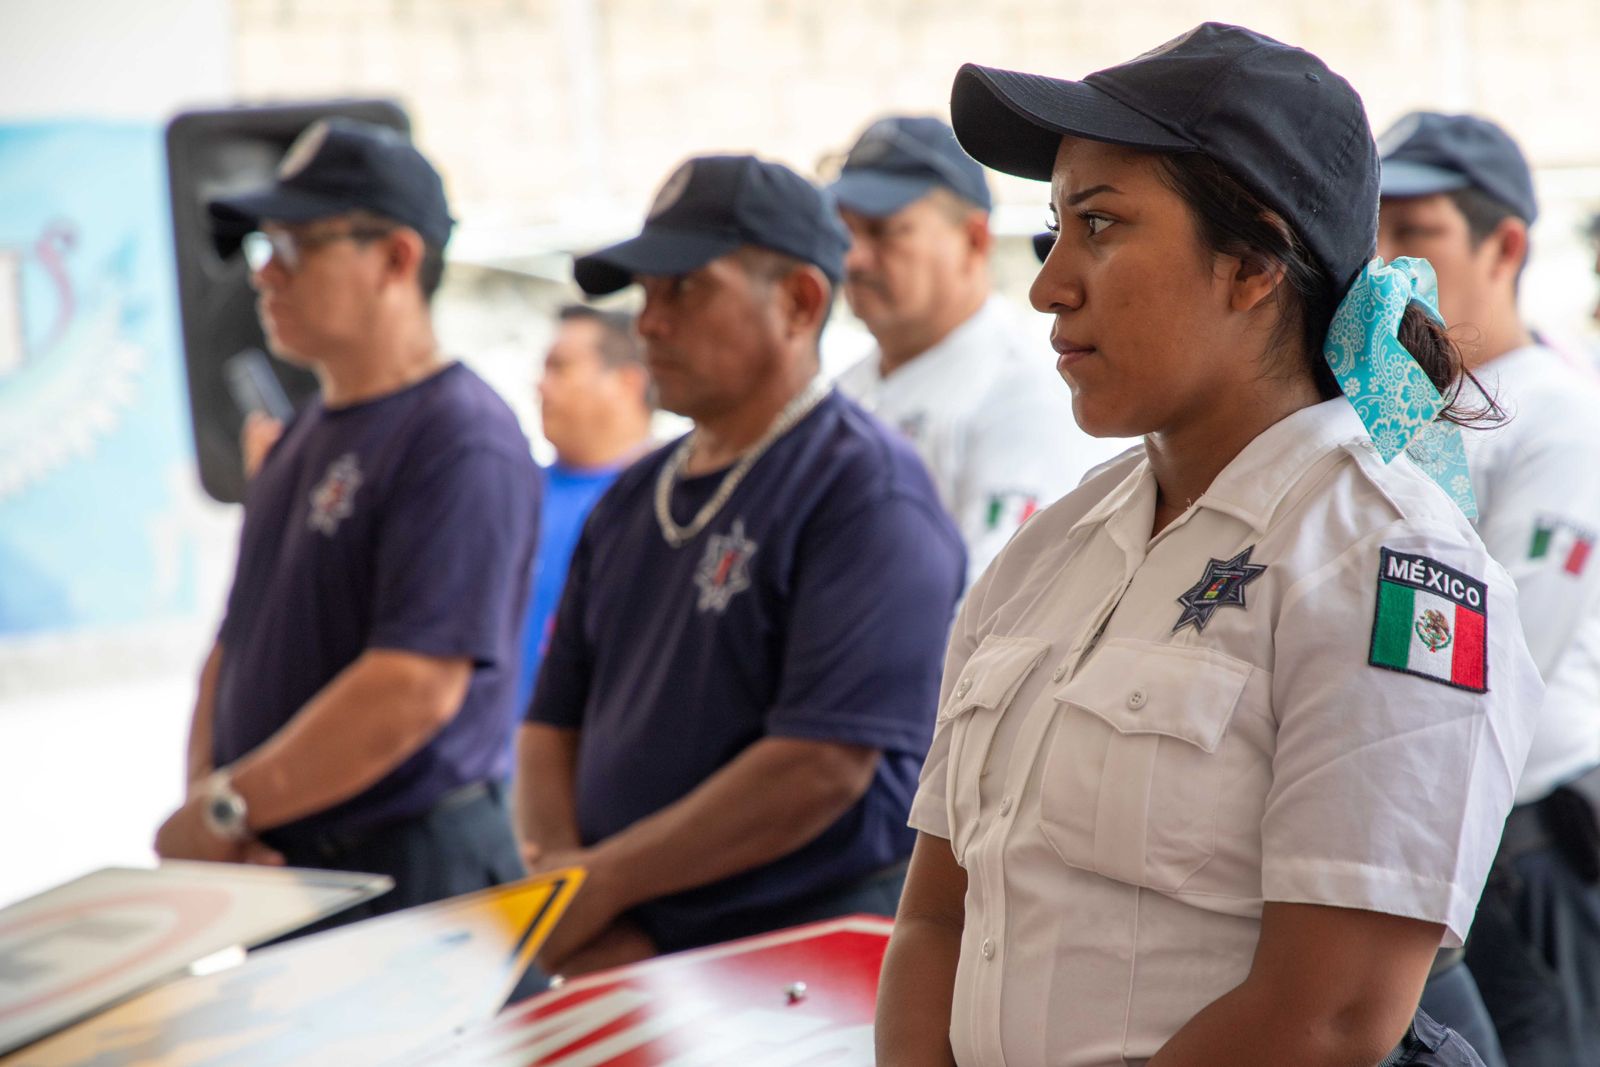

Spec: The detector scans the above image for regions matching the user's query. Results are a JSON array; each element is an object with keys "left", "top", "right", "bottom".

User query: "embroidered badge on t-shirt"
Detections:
[
  {"left": 1369, "top": 548, "right": 1488, "bottom": 693},
  {"left": 307, "top": 452, "right": 362, "bottom": 536},
  {"left": 1172, "top": 546, "right": 1267, "bottom": 633},
  {"left": 1529, "top": 516, "right": 1595, "bottom": 576},
  {"left": 695, "top": 518, "right": 757, "bottom": 613}
]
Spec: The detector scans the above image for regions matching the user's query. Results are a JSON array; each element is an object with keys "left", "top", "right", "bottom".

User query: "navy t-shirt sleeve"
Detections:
[
  {"left": 525, "top": 515, "right": 594, "bottom": 729},
  {"left": 368, "top": 443, "right": 536, "bottom": 666},
  {"left": 765, "top": 488, "right": 964, "bottom": 754}
]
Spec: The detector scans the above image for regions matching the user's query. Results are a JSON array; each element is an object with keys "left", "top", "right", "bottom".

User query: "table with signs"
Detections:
[
  {"left": 3, "top": 868, "right": 583, "bottom": 1067},
  {"left": 0, "top": 862, "right": 389, "bottom": 1057}
]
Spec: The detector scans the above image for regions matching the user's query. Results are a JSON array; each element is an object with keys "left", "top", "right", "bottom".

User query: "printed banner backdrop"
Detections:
[{"left": 0, "top": 122, "right": 200, "bottom": 636}]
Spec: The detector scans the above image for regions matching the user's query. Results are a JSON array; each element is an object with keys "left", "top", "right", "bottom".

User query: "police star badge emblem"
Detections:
[
  {"left": 695, "top": 519, "right": 757, "bottom": 614},
  {"left": 1173, "top": 546, "right": 1267, "bottom": 633},
  {"left": 307, "top": 452, "right": 363, "bottom": 536}
]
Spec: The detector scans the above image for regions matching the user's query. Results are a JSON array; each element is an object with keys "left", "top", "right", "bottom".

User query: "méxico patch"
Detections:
[
  {"left": 1529, "top": 517, "right": 1595, "bottom": 576},
  {"left": 1369, "top": 548, "right": 1487, "bottom": 693}
]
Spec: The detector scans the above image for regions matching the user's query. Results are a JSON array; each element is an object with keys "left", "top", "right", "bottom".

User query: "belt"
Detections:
[{"left": 267, "top": 779, "right": 498, "bottom": 860}]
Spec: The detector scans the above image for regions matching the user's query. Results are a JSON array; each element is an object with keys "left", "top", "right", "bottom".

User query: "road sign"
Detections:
[
  {"left": 408, "top": 915, "right": 893, "bottom": 1066},
  {"left": 6, "top": 869, "right": 582, "bottom": 1067},
  {"left": 0, "top": 862, "right": 388, "bottom": 1056}
]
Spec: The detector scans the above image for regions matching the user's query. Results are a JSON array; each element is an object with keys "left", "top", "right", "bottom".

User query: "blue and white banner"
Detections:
[{"left": 0, "top": 122, "right": 200, "bottom": 636}]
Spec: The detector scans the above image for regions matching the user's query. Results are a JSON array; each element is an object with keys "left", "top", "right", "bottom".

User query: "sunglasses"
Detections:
[{"left": 242, "top": 225, "right": 395, "bottom": 273}]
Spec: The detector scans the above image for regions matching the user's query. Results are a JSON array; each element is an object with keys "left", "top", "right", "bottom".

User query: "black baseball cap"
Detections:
[
  {"left": 208, "top": 117, "right": 454, "bottom": 254},
  {"left": 1377, "top": 112, "right": 1538, "bottom": 224},
  {"left": 827, "top": 116, "right": 992, "bottom": 217},
  {"left": 574, "top": 155, "right": 849, "bottom": 296},
  {"left": 950, "top": 22, "right": 1379, "bottom": 291}
]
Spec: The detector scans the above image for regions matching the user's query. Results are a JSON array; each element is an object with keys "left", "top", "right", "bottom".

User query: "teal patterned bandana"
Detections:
[{"left": 1322, "top": 256, "right": 1477, "bottom": 519}]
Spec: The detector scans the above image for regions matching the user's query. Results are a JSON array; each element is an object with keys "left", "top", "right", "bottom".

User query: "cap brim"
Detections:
[
  {"left": 951, "top": 63, "right": 1195, "bottom": 181},
  {"left": 572, "top": 228, "right": 742, "bottom": 296},
  {"left": 828, "top": 171, "right": 939, "bottom": 218},
  {"left": 207, "top": 184, "right": 356, "bottom": 256},
  {"left": 1379, "top": 159, "right": 1473, "bottom": 199}
]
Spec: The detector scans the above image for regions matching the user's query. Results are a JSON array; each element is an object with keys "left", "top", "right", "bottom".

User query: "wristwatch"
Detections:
[{"left": 200, "top": 770, "right": 251, "bottom": 842}]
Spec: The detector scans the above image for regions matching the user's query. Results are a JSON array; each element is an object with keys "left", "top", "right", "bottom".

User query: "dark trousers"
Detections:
[
  {"left": 1464, "top": 846, "right": 1600, "bottom": 1066},
  {"left": 1421, "top": 962, "right": 1507, "bottom": 1067},
  {"left": 260, "top": 780, "right": 527, "bottom": 942},
  {"left": 641, "top": 860, "right": 908, "bottom": 956},
  {"left": 1380, "top": 1008, "right": 1489, "bottom": 1067}
]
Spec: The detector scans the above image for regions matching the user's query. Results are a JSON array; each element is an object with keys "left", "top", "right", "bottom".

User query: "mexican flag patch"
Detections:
[
  {"left": 985, "top": 491, "right": 1039, "bottom": 531},
  {"left": 1369, "top": 548, "right": 1488, "bottom": 693},
  {"left": 1529, "top": 518, "right": 1595, "bottom": 576}
]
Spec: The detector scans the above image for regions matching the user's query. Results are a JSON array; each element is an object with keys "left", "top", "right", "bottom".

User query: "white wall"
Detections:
[{"left": 0, "top": 0, "right": 232, "bottom": 121}]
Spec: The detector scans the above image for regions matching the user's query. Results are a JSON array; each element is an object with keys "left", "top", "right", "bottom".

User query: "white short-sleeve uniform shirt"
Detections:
[
  {"left": 909, "top": 399, "right": 1542, "bottom": 1067},
  {"left": 1465, "top": 343, "right": 1600, "bottom": 802},
  {"left": 837, "top": 296, "right": 1133, "bottom": 586}
]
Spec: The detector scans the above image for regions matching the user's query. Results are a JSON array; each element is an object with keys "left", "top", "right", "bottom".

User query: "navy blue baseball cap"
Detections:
[
  {"left": 828, "top": 116, "right": 992, "bottom": 217},
  {"left": 208, "top": 117, "right": 454, "bottom": 254},
  {"left": 1377, "top": 112, "right": 1538, "bottom": 224},
  {"left": 574, "top": 155, "right": 850, "bottom": 296},
  {"left": 950, "top": 22, "right": 1380, "bottom": 290}
]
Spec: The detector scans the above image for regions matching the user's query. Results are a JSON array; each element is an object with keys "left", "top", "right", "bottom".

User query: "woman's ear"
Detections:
[
  {"left": 1228, "top": 252, "right": 1287, "bottom": 314},
  {"left": 1228, "top": 211, "right": 1291, "bottom": 313}
]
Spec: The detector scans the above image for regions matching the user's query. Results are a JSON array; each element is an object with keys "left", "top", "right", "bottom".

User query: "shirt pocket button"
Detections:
[
  {"left": 981, "top": 937, "right": 995, "bottom": 960},
  {"left": 1127, "top": 688, "right": 1147, "bottom": 710}
]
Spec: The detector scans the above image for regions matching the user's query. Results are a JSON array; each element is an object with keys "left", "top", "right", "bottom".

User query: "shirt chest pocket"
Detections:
[
  {"left": 1038, "top": 639, "right": 1254, "bottom": 893},
  {"left": 938, "top": 634, "right": 1051, "bottom": 863}
]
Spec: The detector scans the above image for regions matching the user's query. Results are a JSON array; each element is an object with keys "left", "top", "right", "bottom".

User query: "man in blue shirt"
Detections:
[
  {"left": 518, "top": 155, "right": 965, "bottom": 976},
  {"left": 154, "top": 119, "right": 539, "bottom": 930},
  {"left": 516, "top": 306, "right": 653, "bottom": 713}
]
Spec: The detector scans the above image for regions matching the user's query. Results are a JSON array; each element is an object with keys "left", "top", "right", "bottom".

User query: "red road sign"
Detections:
[{"left": 408, "top": 915, "right": 893, "bottom": 1067}]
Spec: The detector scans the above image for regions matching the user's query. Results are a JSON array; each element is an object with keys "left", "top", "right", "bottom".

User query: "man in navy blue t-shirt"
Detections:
[
  {"left": 154, "top": 119, "right": 539, "bottom": 928},
  {"left": 519, "top": 155, "right": 965, "bottom": 975}
]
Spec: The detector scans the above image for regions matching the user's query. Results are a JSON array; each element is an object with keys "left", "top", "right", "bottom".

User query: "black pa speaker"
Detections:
[{"left": 165, "top": 100, "right": 410, "bottom": 503}]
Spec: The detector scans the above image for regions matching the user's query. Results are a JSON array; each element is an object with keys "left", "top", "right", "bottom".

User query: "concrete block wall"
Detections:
[{"left": 231, "top": 0, "right": 1600, "bottom": 349}]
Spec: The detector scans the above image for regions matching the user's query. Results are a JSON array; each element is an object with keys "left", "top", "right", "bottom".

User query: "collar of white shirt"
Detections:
[
  {"left": 1072, "top": 398, "right": 1368, "bottom": 538},
  {"left": 862, "top": 295, "right": 1010, "bottom": 389}
]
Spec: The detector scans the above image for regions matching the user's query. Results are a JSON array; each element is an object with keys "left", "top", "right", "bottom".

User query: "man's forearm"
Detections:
[
  {"left": 227, "top": 648, "right": 471, "bottom": 831},
  {"left": 516, "top": 723, "right": 583, "bottom": 854},
  {"left": 185, "top": 642, "right": 224, "bottom": 790},
  {"left": 595, "top": 737, "right": 878, "bottom": 910}
]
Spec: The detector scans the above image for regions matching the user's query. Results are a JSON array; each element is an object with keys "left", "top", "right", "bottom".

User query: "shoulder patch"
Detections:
[
  {"left": 1369, "top": 548, "right": 1488, "bottom": 692},
  {"left": 1529, "top": 516, "right": 1596, "bottom": 576}
]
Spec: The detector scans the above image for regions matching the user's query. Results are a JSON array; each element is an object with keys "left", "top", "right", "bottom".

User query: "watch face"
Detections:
[{"left": 209, "top": 795, "right": 242, "bottom": 829}]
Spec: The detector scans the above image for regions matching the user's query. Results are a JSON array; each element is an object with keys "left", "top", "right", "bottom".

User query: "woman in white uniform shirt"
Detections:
[{"left": 875, "top": 23, "right": 1543, "bottom": 1067}]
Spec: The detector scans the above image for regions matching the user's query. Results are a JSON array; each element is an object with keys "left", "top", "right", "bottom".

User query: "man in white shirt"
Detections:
[
  {"left": 1380, "top": 110, "right": 1600, "bottom": 1066},
  {"left": 828, "top": 116, "right": 1129, "bottom": 585}
]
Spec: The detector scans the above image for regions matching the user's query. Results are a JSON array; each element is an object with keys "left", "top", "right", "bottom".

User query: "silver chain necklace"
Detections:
[{"left": 654, "top": 377, "right": 831, "bottom": 548}]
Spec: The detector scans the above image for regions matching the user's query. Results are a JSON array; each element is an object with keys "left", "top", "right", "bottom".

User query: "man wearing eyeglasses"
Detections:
[
  {"left": 829, "top": 116, "right": 1131, "bottom": 586},
  {"left": 153, "top": 118, "right": 540, "bottom": 933}
]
